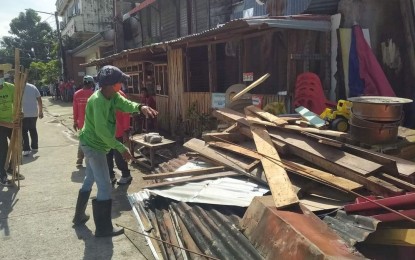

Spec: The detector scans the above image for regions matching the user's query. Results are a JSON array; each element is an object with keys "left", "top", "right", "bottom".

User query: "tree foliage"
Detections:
[
  {"left": 0, "top": 9, "right": 55, "bottom": 68},
  {"left": 29, "top": 60, "right": 60, "bottom": 85}
]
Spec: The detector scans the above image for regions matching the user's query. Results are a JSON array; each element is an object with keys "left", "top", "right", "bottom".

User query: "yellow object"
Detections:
[
  {"left": 320, "top": 100, "right": 352, "bottom": 132},
  {"left": 263, "top": 102, "right": 286, "bottom": 115},
  {"left": 365, "top": 229, "right": 415, "bottom": 246}
]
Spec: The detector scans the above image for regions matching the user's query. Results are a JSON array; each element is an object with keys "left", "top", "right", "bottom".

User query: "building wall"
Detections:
[
  {"left": 60, "top": 0, "right": 113, "bottom": 37},
  {"left": 65, "top": 55, "right": 86, "bottom": 85}
]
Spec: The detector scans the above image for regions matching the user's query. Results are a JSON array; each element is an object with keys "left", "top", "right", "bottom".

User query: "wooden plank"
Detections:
[
  {"left": 365, "top": 228, "right": 415, "bottom": 246},
  {"left": 212, "top": 108, "right": 249, "bottom": 125},
  {"left": 144, "top": 171, "right": 240, "bottom": 189},
  {"left": 223, "top": 123, "right": 240, "bottom": 133},
  {"left": 202, "top": 132, "right": 246, "bottom": 143},
  {"left": 269, "top": 130, "right": 383, "bottom": 177},
  {"left": 269, "top": 131, "right": 403, "bottom": 196},
  {"left": 377, "top": 173, "right": 415, "bottom": 192},
  {"left": 142, "top": 166, "right": 226, "bottom": 180},
  {"left": 283, "top": 124, "right": 347, "bottom": 138},
  {"left": 284, "top": 161, "right": 363, "bottom": 191},
  {"left": 183, "top": 138, "right": 265, "bottom": 183},
  {"left": 246, "top": 105, "right": 288, "bottom": 126},
  {"left": 231, "top": 73, "right": 270, "bottom": 101},
  {"left": 246, "top": 109, "right": 299, "bottom": 208},
  {"left": 295, "top": 106, "right": 326, "bottom": 129},
  {"left": 208, "top": 141, "right": 262, "bottom": 160},
  {"left": 208, "top": 140, "right": 362, "bottom": 191}
]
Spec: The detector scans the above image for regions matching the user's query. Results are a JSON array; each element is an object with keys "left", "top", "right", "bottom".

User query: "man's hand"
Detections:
[
  {"left": 122, "top": 131, "right": 130, "bottom": 144},
  {"left": 12, "top": 120, "right": 21, "bottom": 129},
  {"left": 73, "top": 122, "right": 79, "bottom": 131},
  {"left": 121, "top": 150, "right": 133, "bottom": 162},
  {"left": 140, "top": 106, "right": 158, "bottom": 118},
  {"left": 38, "top": 112, "right": 44, "bottom": 119}
]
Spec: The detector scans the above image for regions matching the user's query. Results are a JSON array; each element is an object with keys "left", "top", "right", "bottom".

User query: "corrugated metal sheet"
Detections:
[
  {"left": 194, "top": 0, "right": 209, "bottom": 33},
  {"left": 147, "top": 176, "right": 269, "bottom": 207},
  {"left": 82, "top": 16, "right": 331, "bottom": 67},
  {"left": 128, "top": 193, "right": 264, "bottom": 260},
  {"left": 179, "top": 0, "right": 188, "bottom": 37},
  {"left": 323, "top": 210, "right": 380, "bottom": 247},
  {"left": 209, "top": 0, "right": 233, "bottom": 27},
  {"left": 304, "top": 0, "right": 340, "bottom": 15},
  {"left": 160, "top": 0, "right": 177, "bottom": 40},
  {"left": 151, "top": 5, "right": 161, "bottom": 41},
  {"left": 232, "top": 0, "right": 268, "bottom": 19}
]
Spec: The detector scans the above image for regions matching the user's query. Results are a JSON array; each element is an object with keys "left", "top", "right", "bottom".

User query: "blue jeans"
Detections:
[{"left": 80, "top": 143, "right": 111, "bottom": 201}]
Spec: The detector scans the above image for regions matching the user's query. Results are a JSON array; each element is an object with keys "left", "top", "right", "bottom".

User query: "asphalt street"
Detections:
[{"left": 0, "top": 97, "right": 153, "bottom": 260}]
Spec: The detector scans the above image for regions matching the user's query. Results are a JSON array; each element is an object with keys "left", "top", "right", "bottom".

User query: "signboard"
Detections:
[
  {"left": 243, "top": 72, "right": 254, "bottom": 82},
  {"left": 252, "top": 95, "right": 264, "bottom": 108},
  {"left": 211, "top": 93, "right": 226, "bottom": 109}
]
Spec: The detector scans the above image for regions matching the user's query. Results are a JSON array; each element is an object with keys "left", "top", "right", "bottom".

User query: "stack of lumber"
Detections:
[{"left": 148, "top": 105, "right": 415, "bottom": 211}]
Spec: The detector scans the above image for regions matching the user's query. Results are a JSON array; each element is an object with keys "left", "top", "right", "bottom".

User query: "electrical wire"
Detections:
[
  {"left": 209, "top": 134, "right": 415, "bottom": 224},
  {"left": 116, "top": 223, "right": 221, "bottom": 260}
]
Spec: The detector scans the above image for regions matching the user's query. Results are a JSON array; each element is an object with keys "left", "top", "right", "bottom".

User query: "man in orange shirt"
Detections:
[
  {"left": 106, "top": 90, "right": 132, "bottom": 185},
  {"left": 73, "top": 75, "right": 95, "bottom": 166}
]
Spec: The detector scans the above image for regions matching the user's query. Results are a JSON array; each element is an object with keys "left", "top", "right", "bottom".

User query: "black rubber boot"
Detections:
[
  {"left": 92, "top": 199, "right": 124, "bottom": 237},
  {"left": 72, "top": 190, "right": 91, "bottom": 226}
]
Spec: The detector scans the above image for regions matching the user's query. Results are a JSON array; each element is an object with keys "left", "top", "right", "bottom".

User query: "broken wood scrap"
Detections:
[
  {"left": 246, "top": 105, "right": 288, "bottom": 126},
  {"left": 245, "top": 109, "right": 299, "bottom": 208},
  {"left": 206, "top": 139, "right": 362, "bottom": 193},
  {"left": 377, "top": 173, "right": 415, "bottom": 192},
  {"left": 268, "top": 130, "right": 403, "bottom": 196},
  {"left": 282, "top": 124, "right": 347, "bottom": 138},
  {"left": 202, "top": 131, "right": 246, "bottom": 143},
  {"left": 183, "top": 138, "right": 266, "bottom": 183},
  {"left": 143, "top": 166, "right": 226, "bottom": 180},
  {"left": 269, "top": 129, "right": 384, "bottom": 177},
  {"left": 231, "top": 73, "right": 270, "bottom": 101},
  {"left": 144, "top": 171, "right": 240, "bottom": 189},
  {"left": 223, "top": 123, "right": 240, "bottom": 133},
  {"left": 301, "top": 132, "right": 344, "bottom": 148}
]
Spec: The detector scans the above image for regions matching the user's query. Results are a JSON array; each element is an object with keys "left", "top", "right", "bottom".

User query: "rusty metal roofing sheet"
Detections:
[
  {"left": 81, "top": 15, "right": 331, "bottom": 67},
  {"left": 323, "top": 210, "right": 380, "bottom": 247},
  {"left": 128, "top": 193, "right": 264, "bottom": 260}
]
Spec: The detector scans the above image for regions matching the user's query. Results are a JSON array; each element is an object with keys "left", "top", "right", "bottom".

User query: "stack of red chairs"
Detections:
[{"left": 293, "top": 72, "right": 336, "bottom": 115}]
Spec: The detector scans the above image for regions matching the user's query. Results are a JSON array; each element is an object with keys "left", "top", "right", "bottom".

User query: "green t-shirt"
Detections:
[
  {"left": 79, "top": 91, "right": 140, "bottom": 153},
  {"left": 0, "top": 82, "right": 15, "bottom": 123}
]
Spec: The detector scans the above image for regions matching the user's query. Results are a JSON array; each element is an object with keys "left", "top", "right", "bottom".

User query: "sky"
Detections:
[{"left": 0, "top": 0, "right": 57, "bottom": 38}]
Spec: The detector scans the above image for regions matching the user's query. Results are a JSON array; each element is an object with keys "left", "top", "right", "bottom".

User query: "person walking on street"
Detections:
[
  {"left": 72, "top": 65, "right": 157, "bottom": 238},
  {"left": 0, "top": 77, "right": 23, "bottom": 186},
  {"left": 22, "top": 83, "right": 43, "bottom": 156},
  {"left": 73, "top": 75, "right": 95, "bottom": 166},
  {"left": 107, "top": 90, "right": 133, "bottom": 185}
]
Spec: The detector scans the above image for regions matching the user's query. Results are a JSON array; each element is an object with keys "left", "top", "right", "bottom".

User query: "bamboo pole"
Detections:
[{"left": 5, "top": 49, "right": 28, "bottom": 188}]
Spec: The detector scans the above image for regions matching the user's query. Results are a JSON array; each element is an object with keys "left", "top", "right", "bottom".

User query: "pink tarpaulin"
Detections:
[{"left": 354, "top": 25, "right": 396, "bottom": 96}]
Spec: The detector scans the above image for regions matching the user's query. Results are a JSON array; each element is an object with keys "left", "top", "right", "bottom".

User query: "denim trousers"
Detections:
[
  {"left": 106, "top": 137, "right": 130, "bottom": 179},
  {"left": 22, "top": 117, "right": 38, "bottom": 151},
  {"left": 80, "top": 143, "right": 111, "bottom": 201}
]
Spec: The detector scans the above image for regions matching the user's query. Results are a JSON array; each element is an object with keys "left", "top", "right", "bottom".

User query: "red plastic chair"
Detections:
[{"left": 293, "top": 72, "right": 335, "bottom": 115}]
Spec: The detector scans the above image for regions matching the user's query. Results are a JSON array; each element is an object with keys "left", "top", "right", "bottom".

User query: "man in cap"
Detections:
[
  {"left": 72, "top": 65, "right": 157, "bottom": 237},
  {"left": 73, "top": 75, "right": 95, "bottom": 166}
]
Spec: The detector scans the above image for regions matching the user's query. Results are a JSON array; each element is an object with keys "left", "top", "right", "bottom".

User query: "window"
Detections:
[
  {"left": 154, "top": 64, "right": 168, "bottom": 96},
  {"left": 187, "top": 46, "right": 209, "bottom": 92}
]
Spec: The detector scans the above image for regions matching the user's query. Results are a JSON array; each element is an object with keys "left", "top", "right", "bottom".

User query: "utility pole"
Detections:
[
  {"left": 28, "top": 9, "right": 67, "bottom": 81},
  {"left": 114, "top": 0, "right": 125, "bottom": 53}
]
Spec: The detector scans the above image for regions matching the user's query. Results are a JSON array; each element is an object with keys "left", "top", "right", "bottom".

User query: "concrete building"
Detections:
[{"left": 56, "top": 0, "right": 115, "bottom": 81}]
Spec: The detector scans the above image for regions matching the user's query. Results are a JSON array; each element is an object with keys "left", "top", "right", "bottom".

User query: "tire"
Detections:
[{"left": 331, "top": 117, "right": 349, "bottom": 132}]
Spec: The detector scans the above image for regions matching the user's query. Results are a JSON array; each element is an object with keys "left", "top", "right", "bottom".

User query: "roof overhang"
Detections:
[
  {"left": 81, "top": 15, "right": 332, "bottom": 67},
  {"left": 70, "top": 30, "right": 114, "bottom": 58}
]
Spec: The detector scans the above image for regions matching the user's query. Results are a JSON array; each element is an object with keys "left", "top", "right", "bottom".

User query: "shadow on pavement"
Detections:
[
  {"left": 0, "top": 187, "right": 19, "bottom": 237},
  {"left": 112, "top": 185, "right": 132, "bottom": 219},
  {"left": 46, "top": 97, "right": 73, "bottom": 108},
  {"left": 21, "top": 154, "right": 39, "bottom": 164},
  {"left": 71, "top": 169, "right": 86, "bottom": 183},
  {"left": 74, "top": 225, "right": 114, "bottom": 260}
]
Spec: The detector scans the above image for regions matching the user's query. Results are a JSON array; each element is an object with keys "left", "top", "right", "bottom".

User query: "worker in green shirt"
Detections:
[
  {"left": 0, "top": 77, "right": 21, "bottom": 186},
  {"left": 72, "top": 65, "right": 157, "bottom": 237}
]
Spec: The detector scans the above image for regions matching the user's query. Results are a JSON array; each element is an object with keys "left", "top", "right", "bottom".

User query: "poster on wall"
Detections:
[
  {"left": 243, "top": 72, "right": 254, "bottom": 82},
  {"left": 212, "top": 93, "right": 226, "bottom": 109},
  {"left": 252, "top": 95, "right": 264, "bottom": 108}
]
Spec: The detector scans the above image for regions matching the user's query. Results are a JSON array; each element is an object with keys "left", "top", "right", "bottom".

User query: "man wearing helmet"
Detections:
[
  {"left": 73, "top": 75, "right": 95, "bottom": 166},
  {"left": 72, "top": 66, "right": 157, "bottom": 237}
]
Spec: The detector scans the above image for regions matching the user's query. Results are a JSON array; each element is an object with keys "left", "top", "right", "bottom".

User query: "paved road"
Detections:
[{"left": 0, "top": 97, "right": 153, "bottom": 260}]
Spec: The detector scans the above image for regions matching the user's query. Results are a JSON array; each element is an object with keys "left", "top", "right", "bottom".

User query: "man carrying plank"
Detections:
[
  {"left": 72, "top": 65, "right": 157, "bottom": 237},
  {"left": 0, "top": 76, "right": 19, "bottom": 186}
]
